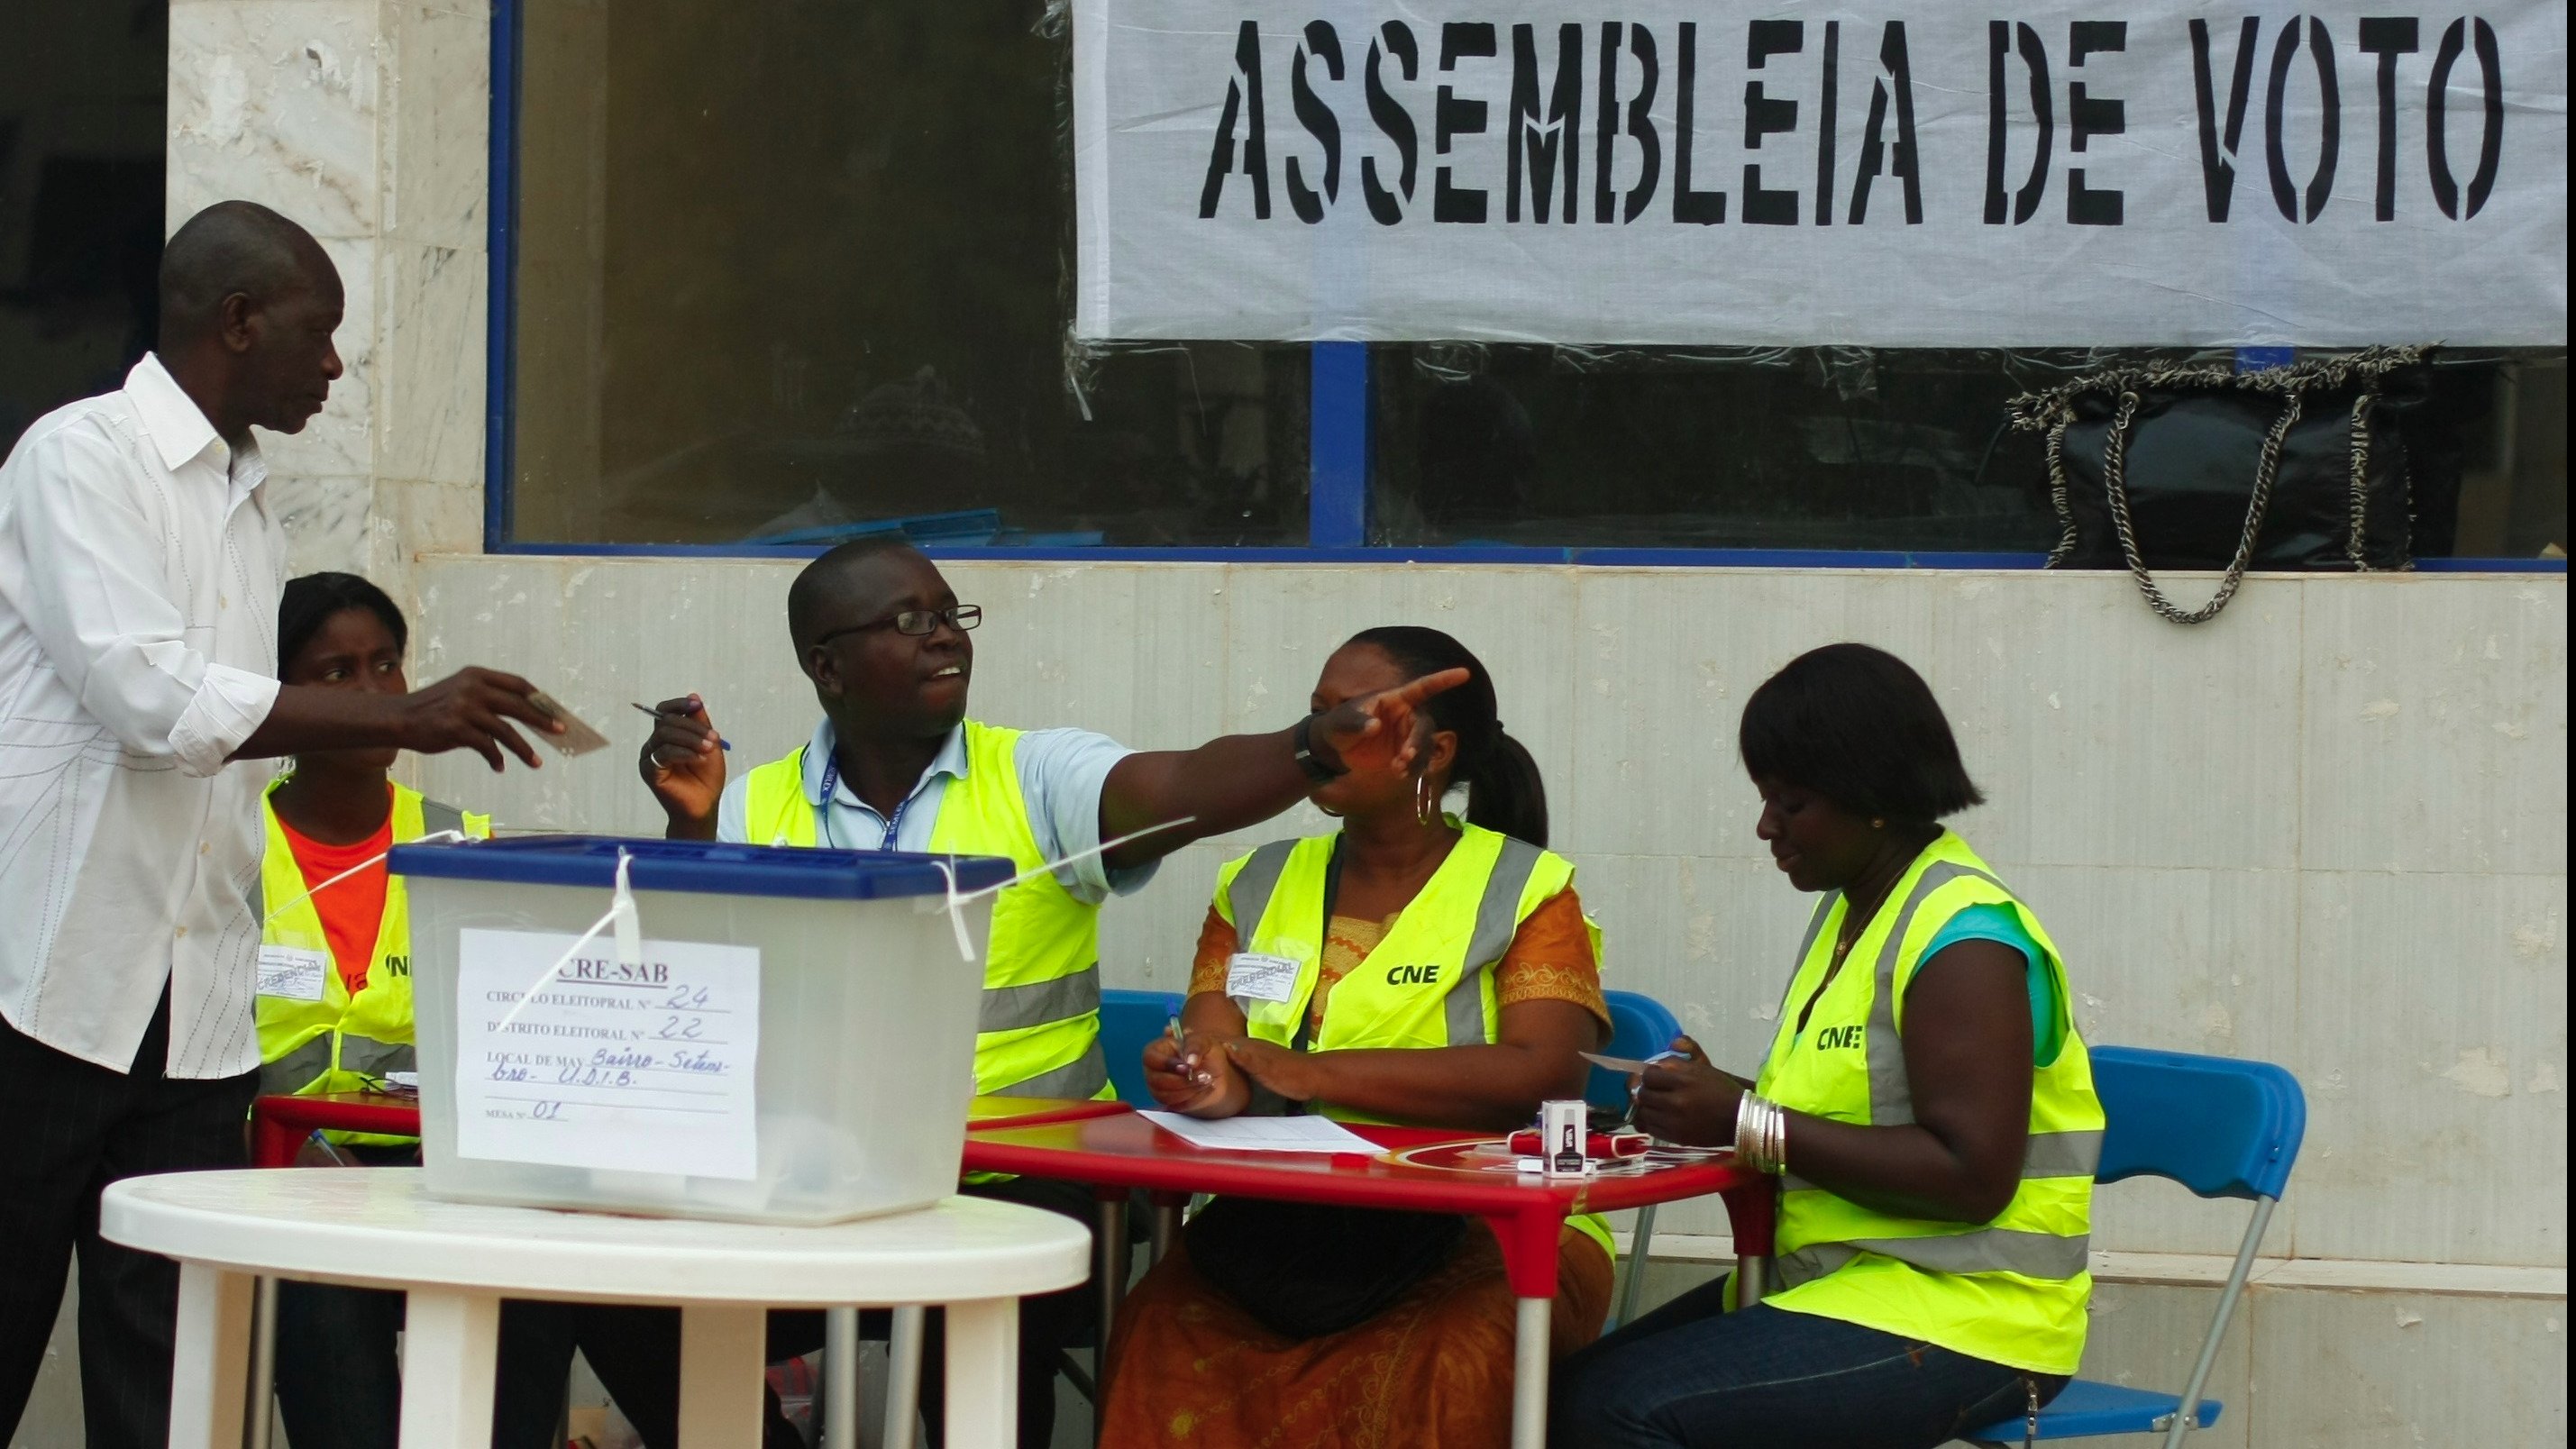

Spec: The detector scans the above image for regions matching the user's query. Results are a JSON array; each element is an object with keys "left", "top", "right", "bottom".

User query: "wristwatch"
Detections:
[{"left": 1291, "top": 712, "right": 1347, "bottom": 784}]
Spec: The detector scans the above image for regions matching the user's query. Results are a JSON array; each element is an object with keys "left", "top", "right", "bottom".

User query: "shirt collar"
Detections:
[
  {"left": 802, "top": 718, "right": 971, "bottom": 810},
  {"left": 123, "top": 353, "right": 240, "bottom": 475}
]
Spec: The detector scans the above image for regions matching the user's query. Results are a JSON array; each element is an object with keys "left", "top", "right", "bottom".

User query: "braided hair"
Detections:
[{"left": 1345, "top": 625, "right": 1549, "bottom": 848}]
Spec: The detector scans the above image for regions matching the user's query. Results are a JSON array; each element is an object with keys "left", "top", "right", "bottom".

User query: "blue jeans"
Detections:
[{"left": 1551, "top": 1278, "right": 2065, "bottom": 1449}]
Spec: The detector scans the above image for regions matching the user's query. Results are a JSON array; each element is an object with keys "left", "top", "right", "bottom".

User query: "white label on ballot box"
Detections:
[
  {"left": 452, "top": 927, "right": 762, "bottom": 1180},
  {"left": 256, "top": 946, "right": 329, "bottom": 1002}
]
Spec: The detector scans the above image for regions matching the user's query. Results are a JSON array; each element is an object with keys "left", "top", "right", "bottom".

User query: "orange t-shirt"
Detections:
[
  {"left": 1186, "top": 887, "right": 1608, "bottom": 1032},
  {"left": 279, "top": 813, "right": 394, "bottom": 996}
]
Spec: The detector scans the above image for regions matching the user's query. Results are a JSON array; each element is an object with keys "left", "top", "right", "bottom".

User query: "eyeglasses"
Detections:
[{"left": 813, "top": 604, "right": 982, "bottom": 648}]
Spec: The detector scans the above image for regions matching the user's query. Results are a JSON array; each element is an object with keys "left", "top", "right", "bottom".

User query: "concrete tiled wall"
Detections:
[{"left": 405, "top": 556, "right": 2569, "bottom": 1280}]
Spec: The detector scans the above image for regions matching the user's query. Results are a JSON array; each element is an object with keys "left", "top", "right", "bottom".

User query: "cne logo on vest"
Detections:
[
  {"left": 383, "top": 955, "right": 409, "bottom": 978},
  {"left": 1384, "top": 963, "right": 1444, "bottom": 986},
  {"left": 1814, "top": 1025, "right": 1866, "bottom": 1051}
]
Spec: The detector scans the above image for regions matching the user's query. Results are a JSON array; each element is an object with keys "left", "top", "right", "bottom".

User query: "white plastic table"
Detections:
[{"left": 101, "top": 1169, "right": 1091, "bottom": 1449}]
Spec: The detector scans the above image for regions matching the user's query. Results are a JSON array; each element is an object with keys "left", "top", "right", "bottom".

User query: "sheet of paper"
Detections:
[
  {"left": 1224, "top": 952, "right": 1300, "bottom": 1003},
  {"left": 453, "top": 927, "right": 761, "bottom": 1180},
  {"left": 257, "top": 945, "right": 329, "bottom": 1002},
  {"left": 1138, "top": 1110, "right": 1377, "bottom": 1154}
]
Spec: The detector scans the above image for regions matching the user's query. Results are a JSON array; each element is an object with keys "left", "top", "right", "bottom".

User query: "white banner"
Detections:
[{"left": 1072, "top": 4, "right": 2569, "bottom": 345}]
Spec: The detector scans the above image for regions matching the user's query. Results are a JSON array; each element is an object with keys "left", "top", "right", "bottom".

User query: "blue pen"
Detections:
[
  {"left": 306, "top": 1129, "right": 357, "bottom": 1166},
  {"left": 633, "top": 702, "right": 731, "bottom": 751}
]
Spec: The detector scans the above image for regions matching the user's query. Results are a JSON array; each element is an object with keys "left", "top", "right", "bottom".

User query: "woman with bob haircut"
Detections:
[{"left": 1553, "top": 642, "right": 2104, "bottom": 1449}]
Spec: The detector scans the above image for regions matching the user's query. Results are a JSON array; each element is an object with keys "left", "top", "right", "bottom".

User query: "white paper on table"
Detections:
[
  {"left": 453, "top": 927, "right": 761, "bottom": 1180},
  {"left": 1138, "top": 1110, "right": 1376, "bottom": 1154}
]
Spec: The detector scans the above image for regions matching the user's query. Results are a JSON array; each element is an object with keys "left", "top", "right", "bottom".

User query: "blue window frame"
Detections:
[{"left": 480, "top": 0, "right": 2562, "bottom": 574}]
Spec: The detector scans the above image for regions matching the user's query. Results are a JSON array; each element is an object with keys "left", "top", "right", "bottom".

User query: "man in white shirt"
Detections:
[{"left": 0, "top": 201, "right": 562, "bottom": 1449}]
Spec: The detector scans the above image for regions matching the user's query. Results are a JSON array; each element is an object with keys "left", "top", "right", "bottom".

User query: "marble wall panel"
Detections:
[
  {"left": 1925, "top": 573, "right": 2304, "bottom": 873},
  {"left": 2293, "top": 869, "right": 2568, "bottom": 1266},
  {"left": 169, "top": 0, "right": 381, "bottom": 238},
  {"left": 2300, "top": 575, "right": 2568, "bottom": 875},
  {"left": 267, "top": 474, "right": 373, "bottom": 576},
  {"left": 379, "top": 0, "right": 489, "bottom": 251},
  {"left": 377, "top": 242, "right": 484, "bottom": 487},
  {"left": 939, "top": 561, "right": 1230, "bottom": 753},
  {"left": 1563, "top": 568, "right": 1934, "bottom": 863},
  {"left": 2069, "top": 1279, "right": 2255, "bottom": 1449},
  {"left": 2247, "top": 1286, "right": 2568, "bottom": 1446}
]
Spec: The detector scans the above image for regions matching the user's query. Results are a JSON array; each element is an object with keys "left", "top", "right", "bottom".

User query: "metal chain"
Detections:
[
  {"left": 2099, "top": 385, "right": 2299, "bottom": 624},
  {"left": 2042, "top": 414, "right": 2081, "bottom": 567},
  {"left": 2023, "top": 1378, "right": 2042, "bottom": 1449}
]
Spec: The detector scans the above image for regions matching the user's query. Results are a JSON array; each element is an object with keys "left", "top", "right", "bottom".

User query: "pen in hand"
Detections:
[{"left": 631, "top": 701, "right": 731, "bottom": 751}]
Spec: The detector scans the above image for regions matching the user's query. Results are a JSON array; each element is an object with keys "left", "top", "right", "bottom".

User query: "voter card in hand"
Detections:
[{"left": 526, "top": 689, "right": 610, "bottom": 757}]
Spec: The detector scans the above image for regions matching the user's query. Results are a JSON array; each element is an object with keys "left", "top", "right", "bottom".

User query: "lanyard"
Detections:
[{"left": 816, "top": 751, "right": 918, "bottom": 852}]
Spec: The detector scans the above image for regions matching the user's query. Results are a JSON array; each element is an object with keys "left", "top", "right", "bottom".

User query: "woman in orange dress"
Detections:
[{"left": 1101, "top": 625, "right": 1612, "bottom": 1449}]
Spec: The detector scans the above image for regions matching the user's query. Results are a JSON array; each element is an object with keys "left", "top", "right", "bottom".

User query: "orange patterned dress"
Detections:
[{"left": 1097, "top": 892, "right": 1612, "bottom": 1449}]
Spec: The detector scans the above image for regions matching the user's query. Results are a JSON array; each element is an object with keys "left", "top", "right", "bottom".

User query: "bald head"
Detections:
[
  {"left": 159, "top": 201, "right": 336, "bottom": 353},
  {"left": 153, "top": 202, "right": 345, "bottom": 442},
  {"left": 787, "top": 536, "right": 926, "bottom": 650}
]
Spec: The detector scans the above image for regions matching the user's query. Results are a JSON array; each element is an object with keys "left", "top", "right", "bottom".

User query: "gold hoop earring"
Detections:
[
  {"left": 1871, "top": 817, "right": 1886, "bottom": 830},
  {"left": 1416, "top": 772, "right": 1437, "bottom": 825}
]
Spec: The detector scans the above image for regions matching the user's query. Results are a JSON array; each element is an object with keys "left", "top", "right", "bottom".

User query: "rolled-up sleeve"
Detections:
[
  {"left": 1013, "top": 726, "right": 1156, "bottom": 902},
  {"left": 3, "top": 425, "right": 275, "bottom": 776}
]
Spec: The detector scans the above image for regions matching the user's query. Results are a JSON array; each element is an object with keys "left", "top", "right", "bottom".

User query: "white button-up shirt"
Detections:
[{"left": 0, "top": 355, "right": 287, "bottom": 1077}]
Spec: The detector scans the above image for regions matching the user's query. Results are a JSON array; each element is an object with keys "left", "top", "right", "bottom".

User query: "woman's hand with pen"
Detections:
[{"left": 1144, "top": 1018, "right": 1251, "bottom": 1118}]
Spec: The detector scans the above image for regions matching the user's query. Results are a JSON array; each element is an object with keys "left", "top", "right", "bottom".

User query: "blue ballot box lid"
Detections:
[{"left": 389, "top": 835, "right": 1016, "bottom": 900}]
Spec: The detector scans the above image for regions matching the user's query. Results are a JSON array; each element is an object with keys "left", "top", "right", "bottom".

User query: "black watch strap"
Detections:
[{"left": 1291, "top": 713, "right": 1347, "bottom": 784}]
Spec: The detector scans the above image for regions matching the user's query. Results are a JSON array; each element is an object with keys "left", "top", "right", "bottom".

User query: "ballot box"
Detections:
[{"left": 393, "top": 836, "right": 1010, "bottom": 1224}]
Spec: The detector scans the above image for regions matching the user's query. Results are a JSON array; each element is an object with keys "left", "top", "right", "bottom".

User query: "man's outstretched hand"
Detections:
[{"left": 1310, "top": 666, "right": 1470, "bottom": 777}]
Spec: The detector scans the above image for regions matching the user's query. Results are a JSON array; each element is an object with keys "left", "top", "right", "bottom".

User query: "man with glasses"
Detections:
[{"left": 631, "top": 534, "right": 1457, "bottom": 1447}]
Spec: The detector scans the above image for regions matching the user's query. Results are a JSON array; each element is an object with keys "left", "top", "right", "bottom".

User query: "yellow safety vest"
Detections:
[
  {"left": 742, "top": 720, "right": 1110, "bottom": 1099},
  {"left": 1214, "top": 821, "right": 1615, "bottom": 1258},
  {"left": 1754, "top": 830, "right": 2104, "bottom": 1376},
  {"left": 256, "top": 781, "right": 489, "bottom": 1145}
]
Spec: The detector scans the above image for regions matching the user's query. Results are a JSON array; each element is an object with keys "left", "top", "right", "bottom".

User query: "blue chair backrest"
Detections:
[
  {"left": 2088, "top": 1045, "right": 2307, "bottom": 1200},
  {"left": 1097, "top": 989, "right": 1180, "bottom": 1106},
  {"left": 1588, "top": 990, "right": 1686, "bottom": 1115}
]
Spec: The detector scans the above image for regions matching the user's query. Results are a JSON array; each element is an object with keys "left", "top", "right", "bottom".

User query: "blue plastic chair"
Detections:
[
  {"left": 1098, "top": 988, "right": 1181, "bottom": 1106},
  {"left": 1591, "top": 990, "right": 1685, "bottom": 1326},
  {"left": 1964, "top": 1045, "right": 2307, "bottom": 1445}
]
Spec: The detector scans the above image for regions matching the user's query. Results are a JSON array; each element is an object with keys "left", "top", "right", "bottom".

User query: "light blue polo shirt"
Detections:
[{"left": 714, "top": 718, "right": 1156, "bottom": 902}]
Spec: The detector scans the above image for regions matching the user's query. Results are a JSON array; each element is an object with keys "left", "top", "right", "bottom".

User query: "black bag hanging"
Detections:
[{"left": 2007, "top": 346, "right": 2430, "bottom": 624}]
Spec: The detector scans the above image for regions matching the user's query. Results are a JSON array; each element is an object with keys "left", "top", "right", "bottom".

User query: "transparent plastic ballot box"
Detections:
[{"left": 392, "top": 835, "right": 1013, "bottom": 1224}]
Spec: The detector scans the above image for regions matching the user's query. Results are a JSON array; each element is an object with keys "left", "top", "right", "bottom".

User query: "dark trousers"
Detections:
[
  {"left": 0, "top": 994, "right": 260, "bottom": 1449},
  {"left": 1550, "top": 1278, "right": 2069, "bottom": 1449},
  {"left": 567, "top": 1175, "right": 1109, "bottom": 1449}
]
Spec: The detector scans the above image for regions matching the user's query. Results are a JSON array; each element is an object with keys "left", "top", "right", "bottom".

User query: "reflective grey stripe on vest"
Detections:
[
  {"left": 260, "top": 1036, "right": 334, "bottom": 1098},
  {"left": 1444, "top": 837, "right": 1543, "bottom": 1046},
  {"left": 989, "top": 1040, "right": 1109, "bottom": 1099},
  {"left": 1225, "top": 841, "right": 1299, "bottom": 951},
  {"left": 1779, "top": 1128, "right": 2103, "bottom": 1197},
  {"left": 1787, "top": 890, "right": 1841, "bottom": 999},
  {"left": 339, "top": 1034, "right": 416, "bottom": 1078},
  {"left": 1862, "top": 861, "right": 2011, "bottom": 1126},
  {"left": 980, "top": 963, "right": 1101, "bottom": 1034},
  {"left": 421, "top": 800, "right": 467, "bottom": 838},
  {"left": 1776, "top": 1226, "right": 2092, "bottom": 1289}
]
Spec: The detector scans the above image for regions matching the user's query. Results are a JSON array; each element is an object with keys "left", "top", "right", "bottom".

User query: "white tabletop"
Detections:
[{"left": 102, "top": 1170, "right": 1090, "bottom": 1307}]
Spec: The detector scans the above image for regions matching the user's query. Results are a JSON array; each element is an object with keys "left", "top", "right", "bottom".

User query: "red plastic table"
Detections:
[
  {"left": 250, "top": 1092, "right": 422, "bottom": 1167},
  {"left": 251, "top": 1092, "right": 1130, "bottom": 1169},
  {"left": 962, "top": 1116, "right": 1776, "bottom": 1449}
]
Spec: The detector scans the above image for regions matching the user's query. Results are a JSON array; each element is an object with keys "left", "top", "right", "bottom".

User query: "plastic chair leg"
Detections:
[{"left": 884, "top": 1304, "right": 926, "bottom": 1449}]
